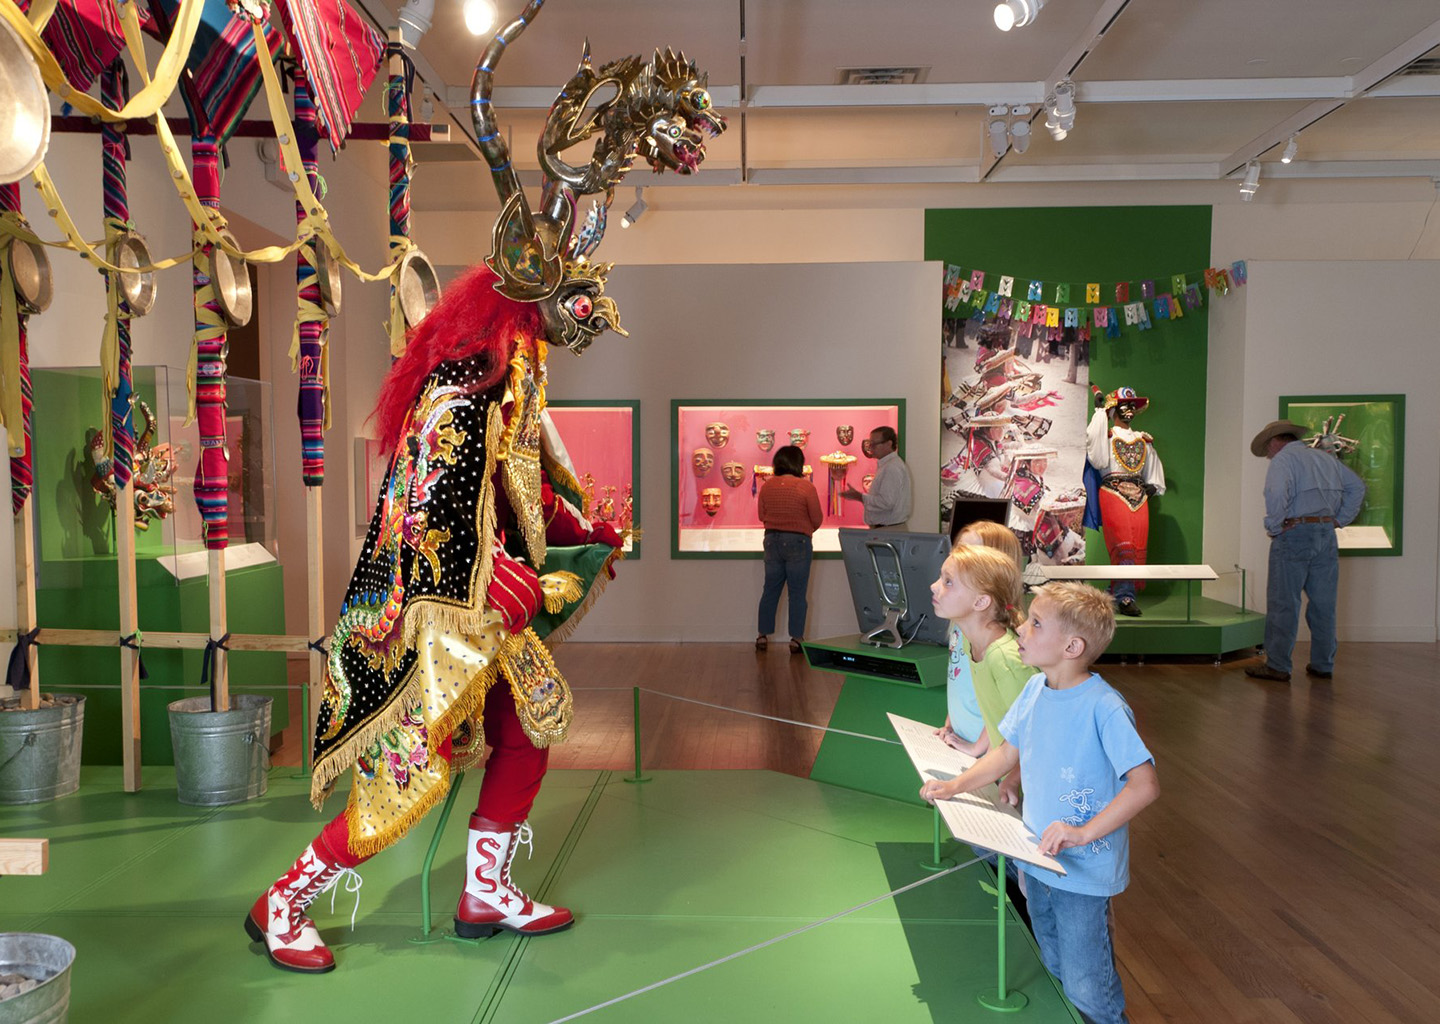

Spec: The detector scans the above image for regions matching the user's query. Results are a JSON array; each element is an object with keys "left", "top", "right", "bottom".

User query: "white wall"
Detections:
[
  {"left": 543, "top": 261, "right": 941, "bottom": 641},
  {"left": 6, "top": 134, "right": 1440, "bottom": 652},
  {"left": 1204, "top": 261, "right": 1440, "bottom": 643}
]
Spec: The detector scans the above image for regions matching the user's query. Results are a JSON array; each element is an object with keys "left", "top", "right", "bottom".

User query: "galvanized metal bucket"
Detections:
[
  {"left": 167, "top": 695, "right": 272, "bottom": 806},
  {"left": 0, "top": 933, "right": 75, "bottom": 1024},
  {"left": 0, "top": 696, "right": 85, "bottom": 805}
]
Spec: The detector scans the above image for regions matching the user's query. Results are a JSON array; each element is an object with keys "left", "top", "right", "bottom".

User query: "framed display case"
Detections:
[
  {"left": 671, "top": 399, "right": 905, "bottom": 558},
  {"left": 547, "top": 400, "right": 641, "bottom": 558},
  {"left": 1278, "top": 394, "right": 1404, "bottom": 557}
]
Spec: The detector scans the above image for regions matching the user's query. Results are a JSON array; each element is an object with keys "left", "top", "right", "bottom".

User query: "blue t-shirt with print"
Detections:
[
  {"left": 946, "top": 624, "right": 985, "bottom": 744},
  {"left": 999, "top": 672, "right": 1154, "bottom": 897}
]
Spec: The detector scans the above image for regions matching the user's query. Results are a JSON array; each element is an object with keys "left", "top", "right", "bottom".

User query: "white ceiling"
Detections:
[{"left": 347, "top": 0, "right": 1440, "bottom": 208}]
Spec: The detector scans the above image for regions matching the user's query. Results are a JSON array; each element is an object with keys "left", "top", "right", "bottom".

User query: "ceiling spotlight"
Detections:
[
  {"left": 1239, "top": 161, "right": 1261, "bottom": 201},
  {"left": 1043, "top": 82, "right": 1074, "bottom": 140},
  {"left": 987, "top": 104, "right": 1010, "bottom": 158},
  {"left": 620, "top": 187, "right": 647, "bottom": 228},
  {"left": 1281, "top": 134, "right": 1298, "bottom": 164},
  {"left": 994, "top": 0, "right": 1045, "bottom": 31},
  {"left": 1010, "top": 105, "right": 1031, "bottom": 154},
  {"left": 463, "top": 0, "right": 496, "bottom": 36}
]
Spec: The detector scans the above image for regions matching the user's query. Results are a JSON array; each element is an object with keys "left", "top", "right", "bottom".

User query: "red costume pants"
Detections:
[
  {"left": 318, "top": 682, "right": 549, "bottom": 868},
  {"left": 1097, "top": 487, "right": 1149, "bottom": 598}
]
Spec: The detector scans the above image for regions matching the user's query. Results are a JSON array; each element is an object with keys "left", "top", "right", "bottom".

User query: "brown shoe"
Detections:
[
  {"left": 789, "top": 638, "right": 804, "bottom": 654},
  {"left": 755, "top": 635, "right": 768, "bottom": 651},
  {"left": 1305, "top": 664, "right": 1333, "bottom": 680},
  {"left": 1244, "top": 663, "right": 1290, "bottom": 682}
]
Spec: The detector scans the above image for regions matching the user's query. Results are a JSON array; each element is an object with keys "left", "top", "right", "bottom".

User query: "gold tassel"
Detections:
[{"left": 540, "top": 570, "right": 584, "bottom": 614}]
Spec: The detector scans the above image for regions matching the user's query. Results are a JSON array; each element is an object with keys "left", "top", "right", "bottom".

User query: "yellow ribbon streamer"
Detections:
[
  {"left": 0, "top": 216, "right": 25, "bottom": 455},
  {"left": 27, "top": 166, "right": 197, "bottom": 273},
  {"left": 24, "top": 0, "right": 56, "bottom": 31},
  {"left": 0, "top": 0, "right": 202, "bottom": 123}
]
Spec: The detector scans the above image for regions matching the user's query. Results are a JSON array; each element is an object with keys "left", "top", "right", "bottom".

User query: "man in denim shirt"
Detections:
[{"left": 1246, "top": 420, "right": 1366, "bottom": 683}]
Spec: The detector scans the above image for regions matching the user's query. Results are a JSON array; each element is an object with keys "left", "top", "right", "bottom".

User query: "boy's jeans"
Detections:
[{"left": 1025, "top": 874, "right": 1128, "bottom": 1024}]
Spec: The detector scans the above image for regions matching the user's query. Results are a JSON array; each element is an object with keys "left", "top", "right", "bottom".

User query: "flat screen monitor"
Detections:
[{"left": 838, "top": 528, "right": 951, "bottom": 648}]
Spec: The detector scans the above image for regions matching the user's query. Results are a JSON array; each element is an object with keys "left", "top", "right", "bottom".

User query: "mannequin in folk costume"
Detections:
[
  {"left": 1085, "top": 386, "right": 1165, "bottom": 616},
  {"left": 245, "top": 0, "right": 727, "bottom": 972}
]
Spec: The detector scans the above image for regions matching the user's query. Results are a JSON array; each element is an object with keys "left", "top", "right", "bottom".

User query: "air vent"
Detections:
[
  {"left": 838, "top": 66, "right": 930, "bottom": 86},
  {"left": 1398, "top": 56, "right": 1440, "bottom": 75}
]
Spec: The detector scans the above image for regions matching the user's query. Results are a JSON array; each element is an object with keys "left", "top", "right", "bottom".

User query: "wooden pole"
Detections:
[
  {"left": 305, "top": 487, "right": 324, "bottom": 771},
  {"left": 116, "top": 484, "right": 142, "bottom": 790},
  {"left": 208, "top": 547, "right": 228, "bottom": 710},
  {"left": 14, "top": 502, "right": 38, "bottom": 711}
]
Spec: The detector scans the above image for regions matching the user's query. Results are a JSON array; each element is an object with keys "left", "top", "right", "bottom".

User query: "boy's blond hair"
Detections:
[
  {"left": 946, "top": 545, "right": 1023, "bottom": 631},
  {"left": 1034, "top": 581, "right": 1116, "bottom": 664},
  {"left": 957, "top": 519, "right": 1023, "bottom": 568}
]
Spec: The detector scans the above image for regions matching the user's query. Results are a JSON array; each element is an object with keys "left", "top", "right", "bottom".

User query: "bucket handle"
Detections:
[
  {"left": 0, "top": 731, "right": 38, "bottom": 775},
  {"left": 244, "top": 731, "right": 272, "bottom": 772}
]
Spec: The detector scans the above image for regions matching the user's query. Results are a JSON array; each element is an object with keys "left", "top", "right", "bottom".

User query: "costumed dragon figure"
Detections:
[
  {"left": 247, "top": 0, "right": 728, "bottom": 975},
  {"left": 87, "top": 400, "right": 178, "bottom": 530}
]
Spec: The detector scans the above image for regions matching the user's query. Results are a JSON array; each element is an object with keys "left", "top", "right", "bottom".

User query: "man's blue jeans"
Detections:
[
  {"left": 1264, "top": 523, "right": 1340, "bottom": 674},
  {"left": 1025, "top": 873, "right": 1128, "bottom": 1024},
  {"left": 757, "top": 532, "right": 813, "bottom": 638}
]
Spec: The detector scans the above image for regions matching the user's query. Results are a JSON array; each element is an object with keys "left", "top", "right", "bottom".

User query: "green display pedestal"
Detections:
[
  {"left": 803, "top": 635, "right": 950, "bottom": 805},
  {"left": 35, "top": 559, "right": 288, "bottom": 766}
]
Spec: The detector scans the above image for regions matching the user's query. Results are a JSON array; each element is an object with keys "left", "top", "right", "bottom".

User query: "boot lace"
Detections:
[{"left": 320, "top": 867, "right": 365, "bottom": 931}]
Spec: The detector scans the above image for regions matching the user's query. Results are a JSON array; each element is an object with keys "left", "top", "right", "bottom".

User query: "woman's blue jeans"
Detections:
[{"left": 757, "top": 531, "right": 813, "bottom": 638}]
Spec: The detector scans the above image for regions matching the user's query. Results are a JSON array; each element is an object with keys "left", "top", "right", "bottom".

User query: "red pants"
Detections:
[
  {"left": 319, "top": 682, "right": 548, "bottom": 867},
  {"left": 1097, "top": 488, "right": 1149, "bottom": 592}
]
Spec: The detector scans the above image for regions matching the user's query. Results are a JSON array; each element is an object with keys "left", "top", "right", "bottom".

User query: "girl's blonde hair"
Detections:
[
  {"left": 958, "top": 519, "right": 1023, "bottom": 569},
  {"left": 947, "top": 545, "right": 1023, "bottom": 631}
]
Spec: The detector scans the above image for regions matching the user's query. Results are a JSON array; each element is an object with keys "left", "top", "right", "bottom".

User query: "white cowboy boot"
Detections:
[
  {"left": 454, "top": 814, "right": 573, "bottom": 938},
  {"left": 244, "top": 840, "right": 361, "bottom": 973}
]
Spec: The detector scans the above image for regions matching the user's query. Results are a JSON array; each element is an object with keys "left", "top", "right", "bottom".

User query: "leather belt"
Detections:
[{"left": 1282, "top": 516, "right": 1335, "bottom": 529}]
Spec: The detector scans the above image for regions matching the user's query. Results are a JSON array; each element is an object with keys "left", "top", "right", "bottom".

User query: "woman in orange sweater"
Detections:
[{"left": 756, "top": 445, "right": 825, "bottom": 653}]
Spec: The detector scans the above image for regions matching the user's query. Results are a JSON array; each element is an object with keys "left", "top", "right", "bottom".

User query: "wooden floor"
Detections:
[{"left": 279, "top": 639, "right": 1440, "bottom": 1023}]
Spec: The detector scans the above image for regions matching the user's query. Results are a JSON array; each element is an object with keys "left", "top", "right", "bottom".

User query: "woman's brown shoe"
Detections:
[{"left": 755, "top": 635, "right": 768, "bottom": 651}]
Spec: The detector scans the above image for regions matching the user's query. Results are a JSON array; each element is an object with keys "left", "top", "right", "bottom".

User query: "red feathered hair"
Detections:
[{"left": 371, "top": 265, "right": 545, "bottom": 453}]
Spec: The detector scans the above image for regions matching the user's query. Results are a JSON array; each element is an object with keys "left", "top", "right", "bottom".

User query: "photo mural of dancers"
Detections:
[
  {"left": 939, "top": 318, "right": 1090, "bottom": 562},
  {"left": 1085, "top": 386, "right": 1165, "bottom": 615}
]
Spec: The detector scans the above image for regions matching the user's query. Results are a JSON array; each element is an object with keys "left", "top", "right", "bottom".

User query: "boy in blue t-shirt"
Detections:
[{"left": 921, "top": 582, "right": 1159, "bottom": 1024}]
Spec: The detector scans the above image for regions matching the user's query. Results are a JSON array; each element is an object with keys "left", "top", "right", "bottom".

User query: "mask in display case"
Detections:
[
  {"left": 692, "top": 447, "right": 715, "bottom": 475},
  {"left": 721, "top": 461, "right": 745, "bottom": 487},
  {"left": 705, "top": 422, "right": 730, "bottom": 448},
  {"left": 861, "top": 438, "right": 875, "bottom": 458},
  {"left": 701, "top": 487, "right": 722, "bottom": 516},
  {"left": 755, "top": 429, "right": 775, "bottom": 452},
  {"left": 861, "top": 474, "right": 874, "bottom": 492},
  {"left": 836, "top": 425, "right": 854, "bottom": 446},
  {"left": 789, "top": 428, "right": 810, "bottom": 449}
]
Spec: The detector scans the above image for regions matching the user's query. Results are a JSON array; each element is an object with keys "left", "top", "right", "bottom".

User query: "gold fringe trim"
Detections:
[
  {"left": 543, "top": 547, "right": 626, "bottom": 647},
  {"left": 541, "top": 571, "right": 584, "bottom": 614},
  {"left": 427, "top": 629, "right": 526, "bottom": 754},
  {"left": 309, "top": 666, "right": 423, "bottom": 810},
  {"left": 500, "top": 629, "right": 574, "bottom": 748},
  {"left": 343, "top": 755, "right": 452, "bottom": 860}
]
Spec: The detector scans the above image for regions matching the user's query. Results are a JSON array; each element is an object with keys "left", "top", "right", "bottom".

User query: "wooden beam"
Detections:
[
  {"left": 49, "top": 116, "right": 450, "bottom": 143},
  {"left": 208, "top": 548, "right": 228, "bottom": 711},
  {"left": 0, "top": 838, "right": 47, "bottom": 875},
  {"left": 0, "top": 627, "right": 314, "bottom": 651},
  {"left": 14, "top": 502, "right": 39, "bottom": 711},
  {"left": 305, "top": 487, "right": 325, "bottom": 772},
  {"left": 116, "top": 483, "right": 142, "bottom": 791}
]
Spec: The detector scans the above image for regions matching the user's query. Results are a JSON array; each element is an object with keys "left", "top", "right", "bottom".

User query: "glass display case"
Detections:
[
  {"left": 671, "top": 399, "right": 904, "bottom": 558},
  {"left": 547, "top": 400, "right": 640, "bottom": 558}
]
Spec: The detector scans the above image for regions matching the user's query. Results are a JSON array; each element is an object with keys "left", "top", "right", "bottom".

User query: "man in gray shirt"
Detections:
[
  {"left": 842, "top": 425, "right": 913, "bottom": 530},
  {"left": 1246, "top": 419, "right": 1366, "bottom": 683}
]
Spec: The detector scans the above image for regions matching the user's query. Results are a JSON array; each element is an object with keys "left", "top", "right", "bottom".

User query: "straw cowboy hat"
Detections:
[{"left": 1250, "top": 419, "right": 1307, "bottom": 457}]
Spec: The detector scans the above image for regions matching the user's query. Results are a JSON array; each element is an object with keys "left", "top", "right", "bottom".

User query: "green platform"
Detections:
[
  {"left": 802, "top": 635, "right": 950, "bottom": 805},
  {"left": 0, "top": 768, "right": 1082, "bottom": 1023},
  {"left": 1106, "top": 592, "right": 1264, "bottom": 658}
]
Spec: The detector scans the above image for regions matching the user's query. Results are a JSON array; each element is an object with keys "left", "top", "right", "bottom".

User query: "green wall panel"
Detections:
[{"left": 925, "top": 206, "right": 1212, "bottom": 596}]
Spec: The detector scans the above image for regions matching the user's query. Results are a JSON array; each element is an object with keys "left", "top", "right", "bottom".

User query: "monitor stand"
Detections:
[
  {"left": 861, "top": 539, "right": 910, "bottom": 649},
  {"left": 862, "top": 608, "right": 905, "bottom": 649}
]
